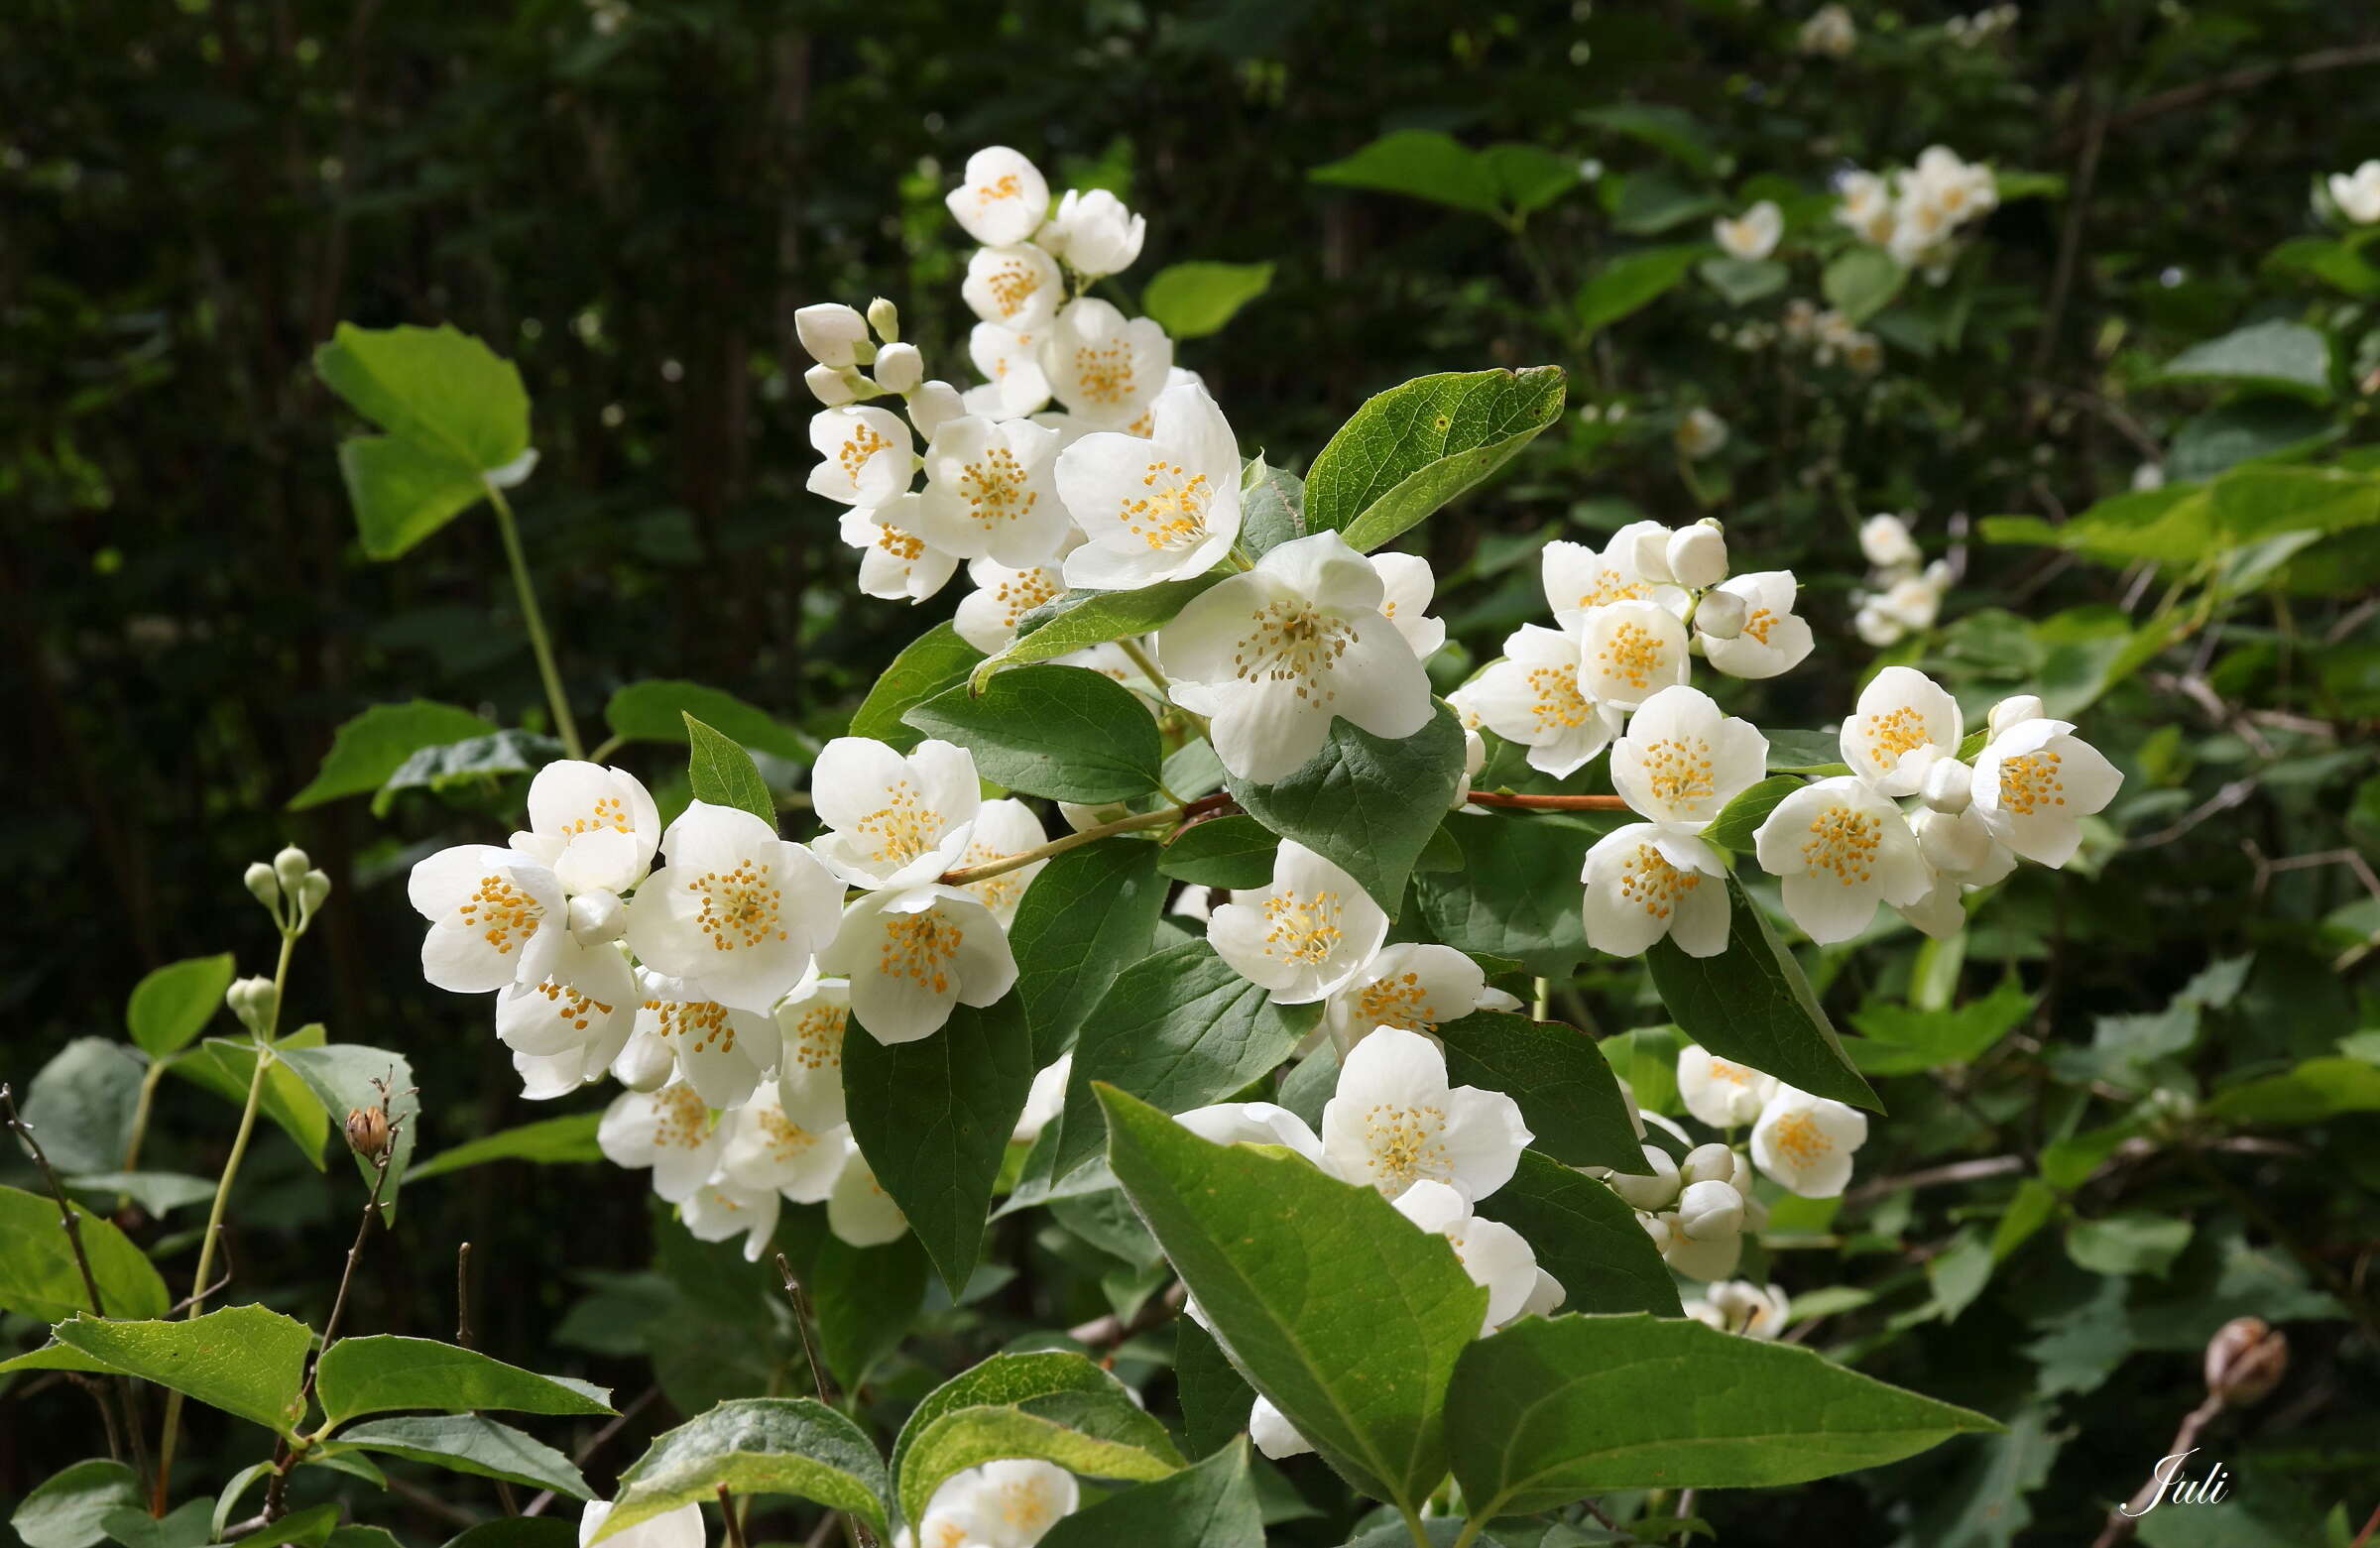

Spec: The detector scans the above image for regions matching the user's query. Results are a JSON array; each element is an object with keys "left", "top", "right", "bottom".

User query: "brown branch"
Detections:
[
  {"left": 2090, "top": 1394, "right": 2224, "bottom": 1548},
  {"left": 1066, "top": 1280, "right": 1188, "bottom": 1348},
  {"left": 1461, "top": 790, "right": 1630, "bottom": 811},
  {"left": 2097, "top": 44, "right": 2380, "bottom": 137}
]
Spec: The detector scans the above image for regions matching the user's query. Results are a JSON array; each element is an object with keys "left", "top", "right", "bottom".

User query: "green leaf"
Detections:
[
  {"left": 275, "top": 1043, "right": 419, "bottom": 1221},
  {"left": 891, "top": 1351, "right": 1182, "bottom": 1530},
  {"left": 1471, "top": 1151, "right": 1680, "bottom": 1316},
  {"left": 904, "top": 665, "right": 1163, "bottom": 803},
  {"left": 1762, "top": 730, "right": 1852, "bottom": 775},
  {"left": 329, "top": 1415, "right": 593, "bottom": 1499},
  {"left": 845, "top": 996, "right": 1037, "bottom": 1295},
  {"left": 2205, "top": 1055, "right": 2380, "bottom": 1123},
  {"left": 1699, "top": 256, "right": 1788, "bottom": 305},
  {"left": 334, "top": 434, "right": 496, "bottom": 561},
  {"left": 1822, "top": 248, "right": 1907, "bottom": 326},
  {"left": 407, "top": 1112, "right": 605, "bottom": 1181},
  {"left": 682, "top": 713, "right": 776, "bottom": 826},
  {"left": 1928, "top": 1228, "right": 1996, "bottom": 1321},
  {"left": 1037, "top": 1437, "right": 1264, "bottom": 1548},
  {"left": 2168, "top": 398, "right": 2338, "bottom": 482},
  {"left": 289, "top": 700, "right": 500, "bottom": 809},
  {"left": 1411, "top": 812, "right": 1591, "bottom": 977},
  {"left": 1702, "top": 775, "right": 1803, "bottom": 853},
  {"left": 1141, "top": 262, "right": 1275, "bottom": 340},
  {"left": 314, "top": 1336, "right": 612, "bottom": 1429},
  {"left": 1310, "top": 131, "right": 1574, "bottom": 221},
  {"left": 125, "top": 954, "right": 236, "bottom": 1057},
  {"left": 1606, "top": 170, "right": 1721, "bottom": 234},
  {"left": 11, "top": 1458, "right": 140, "bottom": 1548},
  {"left": 53, "top": 1306, "right": 312, "bottom": 1437},
  {"left": 1578, "top": 103, "right": 1719, "bottom": 177},
  {"left": 63, "top": 1172, "right": 217, "bottom": 1217},
  {"left": 810, "top": 1232, "right": 929, "bottom": 1390},
  {"left": 973, "top": 579, "right": 1222, "bottom": 689},
  {"left": 1574, "top": 246, "right": 1706, "bottom": 335},
  {"left": 1097, "top": 1087, "right": 1485, "bottom": 1510},
  {"left": 594, "top": 1398, "right": 891, "bottom": 1544},
  {"left": 176, "top": 1030, "right": 331, "bottom": 1168},
  {"left": 1175, "top": 1320, "right": 1259, "bottom": 1460},
  {"left": 24, "top": 1038, "right": 146, "bottom": 1175},
  {"left": 2264, "top": 234, "right": 2380, "bottom": 297},
  {"left": 2154, "top": 319, "right": 2333, "bottom": 402},
  {"left": 1045, "top": 941, "right": 1317, "bottom": 1186},
  {"left": 223, "top": 1502, "right": 339, "bottom": 1548},
  {"left": 1646, "top": 876, "right": 1879, "bottom": 1110},
  {"left": 1159, "top": 815, "right": 1279, "bottom": 890},
  {"left": 314, "top": 322, "right": 531, "bottom": 557},
  {"left": 1848, "top": 978, "right": 2034, "bottom": 1076},
  {"left": 1225, "top": 705, "right": 1468, "bottom": 911},
  {"left": 1444, "top": 1313, "right": 1998, "bottom": 1512},
  {"left": 2066, "top": 1214, "right": 2193, "bottom": 1277},
  {"left": 853, "top": 623, "right": 987, "bottom": 749},
  {"left": 98, "top": 1498, "right": 213, "bottom": 1548},
  {"left": 1433, "top": 1012, "right": 1642, "bottom": 1173},
  {"left": 372, "top": 729, "right": 565, "bottom": 817},
  {"left": 0, "top": 1185, "right": 170, "bottom": 1322},
  {"left": 604, "top": 680, "right": 816, "bottom": 764},
  {"left": 1303, "top": 368, "right": 1567, "bottom": 551},
  {"left": 1008, "top": 839, "right": 1169, "bottom": 1064},
  {"left": 1239, "top": 457, "right": 1306, "bottom": 557}
]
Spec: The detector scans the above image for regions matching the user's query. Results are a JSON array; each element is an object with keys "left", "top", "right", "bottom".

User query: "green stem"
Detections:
[
  {"left": 1400, "top": 1506, "right": 1436, "bottom": 1548},
  {"left": 937, "top": 800, "right": 1199, "bottom": 888},
  {"left": 1116, "top": 637, "right": 1171, "bottom": 694},
  {"left": 484, "top": 480, "right": 584, "bottom": 760},
  {"left": 1448, "top": 1521, "right": 1486, "bottom": 1548}
]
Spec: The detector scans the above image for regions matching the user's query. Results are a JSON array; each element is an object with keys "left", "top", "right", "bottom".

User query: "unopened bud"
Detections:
[
  {"left": 872, "top": 341, "right": 923, "bottom": 395},
  {"left": 866, "top": 297, "right": 901, "bottom": 343},
  {"left": 274, "top": 845, "right": 310, "bottom": 892},
  {"left": 794, "top": 302, "right": 868, "bottom": 368},
  {"left": 1667, "top": 524, "right": 1728, "bottom": 589},
  {"left": 804, "top": 362, "right": 859, "bottom": 407},
  {"left": 1620, "top": 522, "right": 1675, "bottom": 585},
  {"left": 1680, "top": 1142, "right": 1739, "bottom": 1188},
  {"left": 227, "top": 975, "right": 278, "bottom": 1034},
  {"left": 245, "top": 863, "right": 283, "bottom": 909},
  {"left": 1605, "top": 1144, "right": 1682, "bottom": 1211},
  {"left": 1919, "top": 758, "right": 1972, "bottom": 815},
  {"left": 344, "top": 1105, "right": 391, "bottom": 1159},
  {"left": 567, "top": 891, "right": 627, "bottom": 947},
  {"left": 907, "top": 380, "right": 966, "bottom": 439},
  {"left": 1988, "top": 694, "right": 2046, "bottom": 740},
  {"left": 300, "top": 870, "right": 332, "bottom": 913},
  {"left": 1674, "top": 1179, "right": 1746, "bottom": 1241},
  {"left": 1694, "top": 589, "right": 1747, "bottom": 641},
  {"left": 2203, "top": 1317, "right": 2287, "bottom": 1406}
]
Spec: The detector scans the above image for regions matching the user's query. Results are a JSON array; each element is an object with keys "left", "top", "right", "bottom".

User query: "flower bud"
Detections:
[
  {"left": 567, "top": 891, "right": 627, "bottom": 946},
  {"left": 795, "top": 302, "right": 868, "bottom": 367},
  {"left": 1617, "top": 522, "right": 1675, "bottom": 585},
  {"left": 1987, "top": 694, "right": 2046, "bottom": 739},
  {"left": 1674, "top": 1179, "right": 1746, "bottom": 1241},
  {"left": 872, "top": 341, "right": 923, "bottom": 395},
  {"left": 907, "top": 380, "right": 966, "bottom": 439},
  {"left": 1604, "top": 1144, "right": 1681, "bottom": 1211},
  {"left": 274, "top": 845, "right": 311, "bottom": 892},
  {"left": 612, "top": 1031, "right": 675, "bottom": 1093},
  {"left": 227, "top": 975, "right": 278, "bottom": 1034},
  {"left": 1639, "top": 1212, "right": 1674, "bottom": 1253},
  {"left": 1060, "top": 800, "right": 1133, "bottom": 834},
  {"left": 803, "top": 362, "right": 859, "bottom": 407},
  {"left": 1919, "top": 757, "right": 1972, "bottom": 815},
  {"left": 2203, "top": 1317, "right": 2287, "bottom": 1406},
  {"left": 1680, "top": 1142, "right": 1739, "bottom": 1188},
  {"left": 1667, "top": 524, "right": 1728, "bottom": 589},
  {"left": 1045, "top": 189, "right": 1146, "bottom": 279},
  {"left": 245, "top": 862, "right": 283, "bottom": 909},
  {"left": 344, "top": 1105, "right": 391, "bottom": 1159},
  {"left": 299, "top": 870, "right": 332, "bottom": 914},
  {"left": 1694, "top": 588, "right": 1747, "bottom": 640},
  {"left": 866, "top": 297, "right": 900, "bottom": 344}
]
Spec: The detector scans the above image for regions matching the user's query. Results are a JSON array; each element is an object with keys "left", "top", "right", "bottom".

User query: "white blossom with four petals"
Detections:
[
  {"left": 1057, "top": 378, "right": 1243, "bottom": 588},
  {"left": 623, "top": 801, "right": 843, "bottom": 1014},
  {"left": 1205, "top": 840, "right": 1388, "bottom": 1005},
  {"left": 1317, "top": 1025, "right": 1532, "bottom": 1203},
  {"left": 1749, "top": 1085, "right": 1869, "bottom": 1198},
  {"left": 944, "top": 147, "right": 1050, "bottom": 247},
  {"left": 808, "top": 738, "right": 983, "bottom": 893},
  {"left": 1752, "top": 776, "right": 1931, "bottom": 944},
  {"left": 1465, "top": 624, "right": 1622, "bottom": 777}
]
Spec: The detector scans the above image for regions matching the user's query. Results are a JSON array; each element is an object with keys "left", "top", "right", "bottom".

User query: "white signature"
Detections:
[{"left": 2122, "top": 1449, "right": 2233, "bottom": 1517}]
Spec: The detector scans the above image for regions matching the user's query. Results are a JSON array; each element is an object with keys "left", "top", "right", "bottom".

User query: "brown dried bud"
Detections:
[
  {"left": 344, "top": 1105, "right": 391, "bottom": 1159},
  {"left": 2203, "top": 1316, "right": 2287, "bottom": 1406}
]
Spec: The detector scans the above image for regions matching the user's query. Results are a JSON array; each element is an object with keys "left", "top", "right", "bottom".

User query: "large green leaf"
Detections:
[
  {"left": 328, "top": 1415, "right": 593, "bottom": 1499},
  {"left": 334, "top": 435, "right": 496, "bottom": 562},
  {"left": 1302, "top": 368, "right": 1566, "bottom": 551},
  {"left": 592, "top": 1398, "right": 891, "bottom": 1543},
  {"left": 0, "top": 1185, "right": 170, "bottom": 1322},
  {"left": 1468, "top": 1152, "right": 1680, "bottom": 1316},
  {"left": 2153, "top": 319, "right": 2332, "bottom": 402},
  {"left": 313, "top": 1336, "right": 612, "bottom": 1429},
  {"left": 1226, "top": 705, "right": 1468, "bottom": 911},
  {"left": 1045, "top": 941, "right": 1317, "bottom": 1185},
  {"left": 176, "top": 1029, "right": 332, "bottom": 1168},
  {"left": 407, "top": 1112, "right": 604, "bottom": 1181},
  {"left": 290, "top": 701, "right": 501, "bottom": 810},
  {"left": 1645, "top": 876, "right": 1879, "bottom": 1110},
  {"left": 1007, "top": 839, "right": 1169, "bottom": 1064},
  {"left": 314, "top": 322, "right": 532, "bottom": 558},
  {"left": 844, "top": 997, "right": 1038, "bottom": 1295},
  {"left": 1575, "top": 246, "right": 1706, "bottom": 336},
  {"left": 1239, "top": 458, "right": 1306, "bottom": 556},
  {"left": 1432, "top": 1012, "right": 1642, "bottom": 1173},
  {"left": 276, "top": 1043, "right": 419, "bottom": 1221},
  {"left": 809, "top": 1231, "right": 929, "bottom": 1390},
  {"left": 904, "top": 664, "right": 1163, "bottom": 803},
  {"left": 1848, "top": 977, "right": 2034, "bottom": 1076},
  {"left": 1702, "top": 775, "right": 1804, "bottom": 853},
  {"left": 11, "top": 1459, "right": 141, "bottom": 1548},
  {"left": 603, "top": 680, "right": 816, "bottom": 763},
  {"left": 851, "top": 623, "right": 986, "bottom": 750},
  {"left": 1142, "top": 262, "right": 1275, "bottom": 340},
  {"left": 1310, "top": 132, "right": 1575, "bottom": 221},
  {"left": 1412, "top": 813, "right": 1593, "bottom": 977},
  {"left": 891, "top": 1351, "right": 1182, "bottom": 1529},
  {"left": 53, "top": 1306, "right": 312, "bottom": 1437},
  {"left": 99, "top": 1498, "right": 215, "bottom": 1548},
  {"left": 23, "top": 1038, "right": 145, "bottom": 1175},
  {"left": 1037, "top": 1438, "right": 1264, "bottom": 1548},
  {"left": 125, "top": 954, "right": 236, "bottom": 1057},
  {"left": 1097, "top": 1086, "right": 1486, "bottom": 1510},
  {"left": 970, "top": 578, "right": 1223, "bottom": 689},
  {"left": 682, "top": 713, "right": 776, "bottom": 826},
  {"left": 1444, "top": 1314, "right": 1998, "bottom": 1513},
  {"left": 1821, "top": 247, "right": 1907, "bottom": 326},
  {"left": 1158, "top": 815, "right": 1279, "bottom": 890},
  {"left": 2204, "top": 1055, "right": 2380, "bottom": 1123}
]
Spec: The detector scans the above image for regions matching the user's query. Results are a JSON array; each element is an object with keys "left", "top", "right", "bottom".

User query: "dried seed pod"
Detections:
[
  {"left": 2203, "top": 1316, "right": 2287, "bottom": 1406},
  {"left": 345, "top": 1105, "right": 392, "bottom": 1159}
]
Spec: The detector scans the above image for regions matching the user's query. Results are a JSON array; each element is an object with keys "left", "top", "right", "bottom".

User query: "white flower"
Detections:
[
  {"left": 1158, "top": 530, "right": 1432, "bottom": 783},
  {"left": 1693, "top": 588, "right": 1747, "bottom": 641},
  {"left": 953, "top": 559, "right": 1066, "bottom": 655},
  {"left": 1465, "top": 624, "right": 1622, "bottom": 778},
  {"left": 507, "top": 761, "right": 661, "bottom": 896},
  {"left": 809, "top": 738, "right": 983, "bottom": 893},
  {"left": 1684, "top": 1280, "right": 1791, "bottom": 1339},
  {"left": 1206, "top": 840, "right": 1388, "bottom": 1005},
  {"left": 1319, "top": 942, "right": 1519, "bottom": 1052},
  {"left": 808, "top": 407, "right": 915, "bottom": 508},
  {"left": 1040, "top": 298, "right": 1171, "bottom": 429},
  {"left": 1909, "top": 146, "right": 1998, "bottom": 224},
  {"left": 1577, "top": 599, "right": 1690, "bottom": 711},
  {"left": 1392, "top": 1178, "right": 1543, "bottom": 1333},
  {"left": 510, "top": 1006, "right": 634, "bottom": 1102},
  {"left": 1521, "top": 1268, "right": 1568, "bottom": 1319},
  {"left": 950, "top": 798, "right": 1049, "bottom": 925},
  {"left": 1012, "top": 1053, "right": 1072, "bottom": 1144},
  {"left": 962, "top": 243, "right": 1063, "bottom": 333},
  {"left": 718, "top": 1086, "right": 848, "bottom": 1203},
  {"left": 629, "top": 971, "right": 781, "bottom": 1110},
  {"left": 918, "top": 1460, "right": 1076, "bottom": 1548},
  {"left": 1319, "top": 1025, "right": 1532, "bottom": 1202},
  {"left": 580, "top": 1498, "right": 704, "bottom": 1548},
  {"left": 1968, "top": 715, "right": 2122, "bottom": 868},
  {"left": 2330, "top": 161, "right": 2380, "bottom": 224},
  {"left": 1842, "top": 666, "right": 1964, "bottom": 797},
  {"left": 1752, "top": 776, "right": 1932, "bottom": 944},
  {"left": 495, "top": 943, "right": 638, "bottom": 1063},
  {"left": 945, "top": 147, "right": 1050, "bottom": 248},
  {"left": 910, "top": 381, "right": 967, "bottom": 439},
  {"left": 916, "top": 417, "right": 1067, "bottom": 566},
  {"left": 1714, "top": 200, "right": 1782, "bottom": 262},
  {"left": 1894, "top": 876, "right": 1969, "bottom": 939},
  {"left": 1700, "top": 571, "right": 1812, "bottom": 679},
  {"left": 1799, "top": 3, "right": 1855, "bottom": 57},
  {"left": 819, "top": 886, "right": 1017, "bottom": 1044},
  {"left": 1676, "top": 1045, "right": 1780, "bottom": 1128},
  {"left": 1249, "top": 1396, "right": 1313, "bottom": 1461},
  {"left": 1675, "top": 408, "right": 1729, "bottom": 460},
  {"left": 1368, "top": 551, "right": 1447, "bottom": 659},
  {"left": 841, "top": 497, "right": 960, "bottom": 604},
  {"left": 409, "top": 844, "right": 568, "bottom": 994},
  {"left": 1610, "top": 684, "right": 1769, "bottom": 828},
  {"left": 872, "top": 343, "right": 923, "bottom": 396},
  {"left": 1859, "top": 514, "right": 1920, "bottom": 569},
  {"left": 1987, "top": 693, "right": 2045, "bottom": 739},
  {"left": 1749, "top": 1085, "right": 1868, "bottom": 1197},
  {"left": 1042, "top": 188, "right": 1146, "bottom": 279},
  {"left": 1540, "top": 534, "right": 1686, "bottom": 617},
  {"left": 623, "top": 801, "right": 843, "bottom": 1013},
  {"left": 826, "top": 1140, "right": 909, "bottom": 1247},
  {"left": 680, "top": 1178, "right": 782, "bottom": 1263},
  {"left": 1912, "top": 805, "right": 2016, "bottom": 886},
  {"left": 774, "top": 976, "right": 852, "bottom": 1131},
  {"left": 1057, "top": 378, "right": 1243, "bottom": 589},
  {"left": 1174, "top": 1100, "right": 1326, "bottom": 1162},
  {"left": 963, "top": 324, "right": 1052, "bottom": 421},
  {"left": 1580, "top": 823, "right": 1730, "bottom": 959},
  {"left": 597, "top": 1081, "right": 721, "bottom": 1203},
  {"left": 1834, "top": 170, "right": 1895, "bottom": 245}
]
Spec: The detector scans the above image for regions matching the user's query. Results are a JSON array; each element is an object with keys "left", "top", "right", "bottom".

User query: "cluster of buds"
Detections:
[{"left": 244, "top": 844, "right": 331, "bottom": 936}]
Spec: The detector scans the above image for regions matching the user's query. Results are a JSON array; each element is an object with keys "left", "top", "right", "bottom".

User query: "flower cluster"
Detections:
[
  {"left": 1851, "top": 512, "right": 1954, "bottom": 647},
  {"left": 1781, "top": 298, "right": 1883, "bottom": 375},
  {"left": 2328, "top": 161, "right": 2380, "bottom": 226},
  {"left": 1835, "top": 146, "right": 1999, "bottom": 280},
  {"left": 1944, "top": 4, "right": 2019, "bottom": 47},
  {"left": 1797, "top": 4, "right": 1856, "bottom": 59}
]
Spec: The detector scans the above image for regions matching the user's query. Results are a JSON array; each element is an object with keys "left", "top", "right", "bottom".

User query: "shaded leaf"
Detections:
[
  {"left": 1304, "top": 369, "right": 1567, "bottom": 551},
  {"left": 1226, "top": 705, "right": 1468, "bottom": 911},
  {"left": 290, "top": 701, "right": 499, "bottom": 810},
  {"left": 891, "top": 1351, "right": 1181, "bottom": 1528},
  {"left": 905, "top": 665, "right": 1164, "bottom": 803},
  {"left": 594, "top": 1397, "right": 890, "bottom": 1543}
]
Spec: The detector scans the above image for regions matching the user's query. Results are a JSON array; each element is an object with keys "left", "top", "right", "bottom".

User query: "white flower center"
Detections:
[
  {"left": 525, "top": 977, "right": 614, "bottom": 1032},
  {"left": 1800, "top": 804, "right": 1881, "bottom": 886},
  {"left": 1363, "top": 1102, "right": 1449, "bottom": 1194},
  {"left": 1231, "top": 600, "right": 1352, "bottom": 689},
  {"left": 559, "top": 795, "right": 634, "bottom": 837},
  {"left": 651, "top": 1084, "right": 711, "bottom": 1149},
  {"left": 1353, "top": 971, "right": 1437, "bottom": 1031},
  {"left": 1526, "top": 662, "right": 1594, "bottom": 732},
  {"left": 648, "top": 997, "right": 744, "bottom": 1055},
  {"left": 1634, "top": 734, "right": 1715, "bottom": 809},
  {"left": 1861, "top": 705, "right": 1931, "bottom": 769},
  {"left": 758, "top": 1108, "right": 821, "bottom": 1163},
  {"left": 878, "top": 908, "right": 961, "bottom": 992},
  {"left": 1617, "top": 842, "right": 1703, "bottom": 920},
  {"left": 1767, "top": 1110, "right": 1834, "bottom": 1169},
  {"left": 783, "top": 1003, "right": 846, "bottom": 1072},
  {"left": 1070, "top": 336, "right": 1136, "bottom": 406},
  {"left": 458, "top": 873, "right": 542, "bottom": 955},
  {"left": 1259, "top": 889, "right": 1345, "bottom": 965},
  {"left": 954, "top": 444, "right": 1039, "bottom": 531},
  {"left": 1118, "top": 458, "right": 1213, "bottom": 550},
  {"left": 854, "top": 781, "right": 945, "bottom": 868},
  {"left": 838, "top": 423, "right": 892, "bottom": 483},
  {"left": 1997, "top": 750, "right": 2068, "bottom": 815},
  {"left": 982, "top": 256, "right": 1043, "bottom": 319},
  {"left": 1594, "top": 620, "right": 1666, "bottom": 692},
  {"left": 691, "top": 859, "right": 786, "bottom": 951}
]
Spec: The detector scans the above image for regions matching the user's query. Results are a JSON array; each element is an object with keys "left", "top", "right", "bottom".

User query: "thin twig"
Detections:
[
  {"left": 2093, "top": 43, "right": 2380, "bottom": 137},
  {"left": 1842, "top": 1155, "right": 2024, "bottom": 1206},
  {"left": 522, "top": 1385, "right": 660, "bottom": 1517},
  {"left": 1065, "top": 1280, "right": 1188, "bottom": 1348},
  {"left": 718, "top": 1485, "right": 749, "bottom": 1548},
  {"left": 1461, "top": 790, "right": 1630, "bottom": 811},
  {"left": 774, "top": 1253, "right": 836, "bottom": 1405},
  {"left": 456, "top": 1242, "right": 475, "bottom": 1347},
  {"left": 163, "top": 1229, "right": 234, "bottom": 1315},
  {"left": 2089, "top": 1393, "right": 2224, "bottom": 1548}
]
